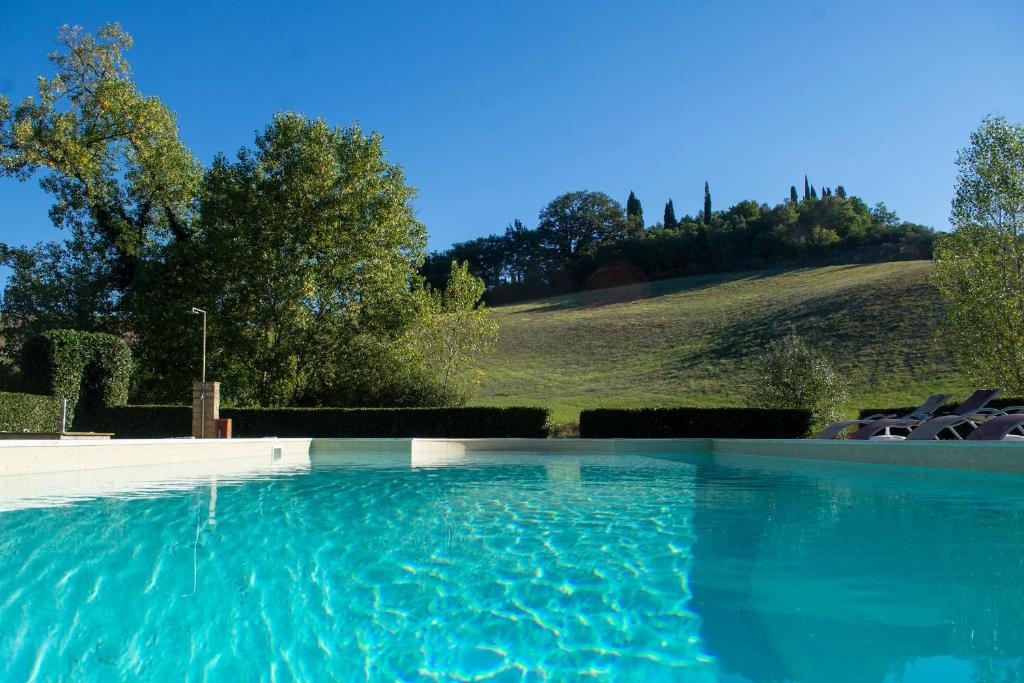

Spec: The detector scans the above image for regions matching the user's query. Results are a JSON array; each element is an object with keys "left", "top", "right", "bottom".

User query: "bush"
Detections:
[
  {"left": 20, "top": 330, "right": 132, "bottom": 429},
  {"left": 88, "top": 405, "right": 192, "bottom": 438},
  {"left": 579, "top": 407, "right": 814, "bottom": 439},
  {"left": 751, "top": 332, "right": 847, "bottom": 432},
  {"left": 88, "top": 406, "right": 552, "bottom": 439},
  {"left": 0, "top": 391, "right": 64, "bottom": 432},
  {"left": 858, "top": 396, "right": 1024, "bottom": 419}
]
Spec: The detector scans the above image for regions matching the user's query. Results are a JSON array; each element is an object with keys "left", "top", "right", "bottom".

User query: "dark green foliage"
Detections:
[
  {"left": 430, "top": 185, "right": 935, "bottom": 305},
  {"left": 663, "top": 199, "right": 677, "bottom": 229},
  {"left": 626, "top": 191, "right": 644, "bottom": 234},
  {"left": 804, "top": 175, "right": 811, "bottom": 200},
  {"left": 858, "top": 397, "right": 1024, "bottom": 419},
  {"left": 20, "top": 329, "right": 132, "bottom": 429},
  {"left": 811, "top": 184, "right": 818, "bottom": 200},
  {"left": 703, "top": 181, "right": 712, "bottom": 224},
  {"left": 790, "top": 186, "right": 799, "bottom": 204},
  {"left": 579, "top": 407, "right": 814, "bottom": 438},
  {"left": 836, "top": 185, "right": 847, "bottom": 199},
  {"left": 89, "top": 406, "right": 552, "bottom": 438},
  {"left": 88, "top": 405, "right": 191, "bottom": 438},
  {"left": 537, "top": 191, "right": 629, "bottom": 260},
  {"left": 0, "top": 391, "right": 63, "bottom": 432}
]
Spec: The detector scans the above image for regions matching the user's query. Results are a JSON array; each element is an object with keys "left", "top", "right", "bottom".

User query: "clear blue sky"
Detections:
[{"left": 1, "top": 0, "right": 1022, "bottom": 253}]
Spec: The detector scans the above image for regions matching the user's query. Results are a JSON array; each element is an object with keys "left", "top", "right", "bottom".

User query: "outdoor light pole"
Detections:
[{"left": 189, "top": 307, "right": 207, "bottom": 437}]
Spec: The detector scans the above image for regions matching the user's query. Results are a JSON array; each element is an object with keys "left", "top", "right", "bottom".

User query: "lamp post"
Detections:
[{"left": 188, "top": 307, "right": 207, "bottom": 437}]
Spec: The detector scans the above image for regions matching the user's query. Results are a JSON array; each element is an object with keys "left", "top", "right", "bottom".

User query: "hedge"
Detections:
[
  {"left": 858, "top": 397, "right": 1024, "bottom": 419},
  {"left": 0, "top": 391, "right": 64, "bottom": 433},
  {"left": 87, "top": 406, "right": 552, "bottom": 439},
  {"left": 21, "top": 330, "right": 132, "bottom": 430},
  {"left": 579, "top": 407, "right": 815, "bottom": 439}
]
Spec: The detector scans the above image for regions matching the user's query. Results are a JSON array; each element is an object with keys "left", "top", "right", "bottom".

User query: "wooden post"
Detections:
[{"left": 191, "top": 381, "right": 220, "bottom": 438}]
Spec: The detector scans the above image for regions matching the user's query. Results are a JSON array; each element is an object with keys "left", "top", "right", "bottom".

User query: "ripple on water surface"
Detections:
[
  {"left": 3, "top": 450, "right": 1024, "bottom": 682},
  {"left": 0, "top": 453, "right": 714, "bottom": 681}
]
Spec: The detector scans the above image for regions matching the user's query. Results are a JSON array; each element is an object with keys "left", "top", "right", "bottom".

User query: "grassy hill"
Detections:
[{"left": 471, "top": 261, "right": 972, "bottom": 427}]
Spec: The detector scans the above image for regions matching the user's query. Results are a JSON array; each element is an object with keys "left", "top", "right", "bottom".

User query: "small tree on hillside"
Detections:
[
  {"left": 664, "top": 199, "right": 678, "bottom": 229},
  {"left": 932, "top": 116, "right": 1024, "bottom": 392},
  {"left": 626, "top": 191, "right": 644, "bottom": 234},
  {"left": 415, "top": 262, "right": 498, "bottom": 406},
  {"left": 752, "top": 332, "right": 847, "bottom": 432},
  {"left": 703, "top": 181, "right": 712, "bottom": 224}
]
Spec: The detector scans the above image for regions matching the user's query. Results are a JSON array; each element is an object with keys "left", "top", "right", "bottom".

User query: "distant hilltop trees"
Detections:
[{"left": 422, "top": 181, "right": 935, "bottom": 303}]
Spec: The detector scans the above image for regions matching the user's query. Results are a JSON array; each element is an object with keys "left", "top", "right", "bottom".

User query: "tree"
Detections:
[
  {"left": 790, "top": 186, "right": 799, "bottom": 204},
  {"left": 0, "top": 23, "right": 201, "bottom": 291},
  {"left": 932, "top": 116, "right": 1024, "bottom": 392},
  {"left": 663, "top": 199, "right": 678, "bottom": 229},
  {"left": 626, "top": 191, "right": 644, "bottom": 234},
  {"left": 134, "top": 113, "right": 429, "bottom": 406},
  {"left": 0, "top": 232, "right": 119, "bottom": 353},
  {"left": 752, "top": 331, "right": 848, "bottom": 432},
  {"left": 413, "top": 261, "right": 498, "bottom": 406},
  {"left": 537, "top": 191, "right": 628, "bottom": 260},
  {"left": 804, "top": 175, "right": 811, "bottom": 200},
  {"left": 836, "top": 185, "right": 847, "bottom": 199},
  {"left": 703, "top": 181, "right": 712, "bottom": 224}
]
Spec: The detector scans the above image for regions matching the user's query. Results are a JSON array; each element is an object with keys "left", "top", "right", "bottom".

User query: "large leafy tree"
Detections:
[
  {"left": 136, "top": 113, "right": 428, "bottom": 405},
  {"left": 537, "top": 191, "right": 628, "bottom": 261},
  {"left": 1, "top": 25, "right": 498, "bottom": 408},
  {"left": 0, "top": 23, "right": 200, "bottom": 290},
  {"left": 932, "top": 116, "right": 1024, "bottom": 392}
]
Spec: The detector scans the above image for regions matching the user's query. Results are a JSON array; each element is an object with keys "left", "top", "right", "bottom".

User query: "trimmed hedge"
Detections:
[
  {"left": 858, "top": 397, "right": 1024, "bottom": 419},
  {"left": 21, "top": 330, "right": 132, "bottom": 430},
  {"left": 88, "top": 406, "right": 552, "bottom": 439},
  {"left": 579, "top": 407, "right": 815, "bottom": 439},
  {"left": 0, "top": 391, "right": 63, "bottom": 433}
]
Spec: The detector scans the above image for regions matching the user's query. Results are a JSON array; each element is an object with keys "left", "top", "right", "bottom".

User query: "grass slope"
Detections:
[{"left": 472, "top": 261, "right": 970, "bottom": 426}]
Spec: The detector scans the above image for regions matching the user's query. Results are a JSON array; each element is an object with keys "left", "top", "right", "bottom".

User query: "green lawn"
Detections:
[{"left": 471, "top": 261, "right": 971, "bottom": 427}]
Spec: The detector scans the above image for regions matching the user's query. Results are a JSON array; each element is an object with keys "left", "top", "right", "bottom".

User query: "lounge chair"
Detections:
[
  {"left": 850, "top": 388, "right": 1001, "bottom": 440},
  {"left": 907, "top": 403, "right": 1024, "bottom": 440},
  {"left": 815, "top": 393, "right": 952, "bottom": 439},
  {"left": 965, "top": 413, "right": 1024, "bottom": 441}
]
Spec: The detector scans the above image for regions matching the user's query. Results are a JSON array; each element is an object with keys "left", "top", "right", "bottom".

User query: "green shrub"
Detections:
[
  {"left": 579, "top": 407, "right": 814, "bottom": 439},
  {"left": 89, "top": 406, "right": 552, "bottom": 439},
  {"left": 858, "top": 397, "right": 1024, "bottom": 419},
  {"left": 0, "top": 391, "right": 63, "bottom": 432},
  {"left": 21, "top": 330, "right": 132, "bottom": 430},
  {"left": 751, "top": 332, "right": 847, "bottom": 433}
]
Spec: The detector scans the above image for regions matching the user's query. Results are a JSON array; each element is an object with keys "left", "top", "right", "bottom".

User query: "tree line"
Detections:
[
  {"left": 0, "top": 24, "right": 496, "bottom": 407},
  {"left": 423, "top": 181, "right": 935, "bottom": 303}
]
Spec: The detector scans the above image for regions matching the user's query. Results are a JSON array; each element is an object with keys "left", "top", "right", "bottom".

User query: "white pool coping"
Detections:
[
  {"left": 2, "top": 436, "right": 1024, "bottom": 476},
  {"left": 1, "top": 436, "right": 1023, "bottom": 512}
]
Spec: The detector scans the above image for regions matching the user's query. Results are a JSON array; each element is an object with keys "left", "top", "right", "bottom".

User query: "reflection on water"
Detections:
[
  {"left": 686, "top": 455, "right": 1024, "bottom": 683},
  {"left": 0, "top": 450, "right": 1023, "bottom": 681}
]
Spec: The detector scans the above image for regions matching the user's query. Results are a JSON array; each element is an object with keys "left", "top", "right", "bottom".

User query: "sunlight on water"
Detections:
[{"left": 1, "top": 450, "right": 1023, "bottom": 681}]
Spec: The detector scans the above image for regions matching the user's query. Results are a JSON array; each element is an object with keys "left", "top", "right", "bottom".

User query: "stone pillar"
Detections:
[{"left": 192, "top": 381, "right": 220, "bottom": 438}]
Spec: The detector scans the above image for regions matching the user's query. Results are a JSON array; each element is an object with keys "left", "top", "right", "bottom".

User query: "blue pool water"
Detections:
[{"left": 1, "top": 449, "right": 1023, "bottom": 681}]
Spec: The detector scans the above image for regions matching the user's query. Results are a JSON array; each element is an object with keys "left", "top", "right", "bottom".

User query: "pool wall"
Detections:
[{"left": 3, "top": 435, "right": 1024, "bottom": 479}]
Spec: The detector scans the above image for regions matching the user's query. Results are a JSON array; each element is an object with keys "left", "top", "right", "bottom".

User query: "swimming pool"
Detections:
[{"left": 1, "top": 446, "right": 1022, "bottom": 681}]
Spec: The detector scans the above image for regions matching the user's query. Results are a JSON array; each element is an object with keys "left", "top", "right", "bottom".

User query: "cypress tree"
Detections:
[
  {"left": 664, "top": 199, "right": 678, "bottom": 229},
  {"left": 626, "top": 191, "right": 644, "bottom": 233},
  {"left": 803, "top": 175, "right": 810, "bottom": 200},
  {"left": 703, "top": 181, "right": 712, "bottom": 224},
  {"left": 836, "top": 185, "right": 847, "bottom": 199},
  {"left": 810, "top": 184, "right": 818, "bottom": 200},
  {"left": 790, "top": 186, "right": 799, "bottom": 204}
]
